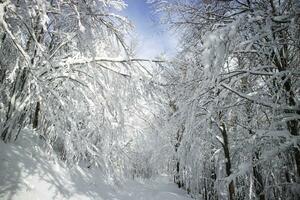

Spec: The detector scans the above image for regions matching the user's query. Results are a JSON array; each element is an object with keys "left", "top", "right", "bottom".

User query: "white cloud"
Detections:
[{"left": 133, "top": 29, "right": 179, "bottom": 59}]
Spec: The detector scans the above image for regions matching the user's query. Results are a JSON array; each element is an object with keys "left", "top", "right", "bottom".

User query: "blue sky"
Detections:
[{"left": 121, "top": 0, "right": 178, "bottom": 58}]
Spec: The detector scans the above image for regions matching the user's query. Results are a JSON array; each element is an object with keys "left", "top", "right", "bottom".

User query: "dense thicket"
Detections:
[{"left": 149, "top": 0, "right": 300, "bottom": 199}]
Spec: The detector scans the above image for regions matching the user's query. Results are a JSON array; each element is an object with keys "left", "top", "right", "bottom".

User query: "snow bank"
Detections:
[{"left": 0, "top": 129, "right": 191, "bottom": 200}]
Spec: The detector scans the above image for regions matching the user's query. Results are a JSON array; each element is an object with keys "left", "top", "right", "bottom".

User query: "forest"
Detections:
[{"left": 0, "top": 0, "right": 299, "bottom": 199}]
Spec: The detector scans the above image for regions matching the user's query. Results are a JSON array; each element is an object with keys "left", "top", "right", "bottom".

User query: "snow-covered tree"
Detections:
[
  {"left": 150, "top": 0, "right": 300, "bottom": 199},
  {"left": 0, "top": 0, "right": 164, "bottom": 182}
]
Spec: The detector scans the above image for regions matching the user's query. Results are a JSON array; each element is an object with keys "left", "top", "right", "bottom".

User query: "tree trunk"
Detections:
[
  {"left": 32, "top": 101, "right": 40, "bottom": 129},
  {"left": 219, "top": 123, "right": 235, "bottom": 200},
  {"left": 174, "top": 124, "right": 184, "bottom": 188},
  {"left": 273, "top": 42, "right": 300, "bottom": 177},
  {"left": 253, "top": 152, "right": 265, "bottom": 200}
]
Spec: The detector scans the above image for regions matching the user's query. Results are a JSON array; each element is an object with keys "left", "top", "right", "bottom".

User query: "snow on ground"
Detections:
[
  {"left": 116, "top": 176, "right": 192, "bottom": 200},
  {"left": 0, "top": 129, "right": 192, "bottom": 200}
]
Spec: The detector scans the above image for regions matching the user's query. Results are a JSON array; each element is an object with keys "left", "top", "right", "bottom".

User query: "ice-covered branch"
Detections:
[{"left": 58, "top": 57, "right": 166, "bottom": 65}]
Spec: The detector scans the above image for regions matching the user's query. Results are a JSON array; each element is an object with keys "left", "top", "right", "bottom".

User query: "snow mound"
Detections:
[{"left": 0, "top": 129, "right": 191, "bottom": 200}]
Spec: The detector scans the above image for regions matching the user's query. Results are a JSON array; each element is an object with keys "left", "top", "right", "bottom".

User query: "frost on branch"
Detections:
[
  {"left": 150, "top": 0, "right": 300, "bottom": 199},
  {"left": 0, "top": 0, "right": 154, "bottom": 182}
]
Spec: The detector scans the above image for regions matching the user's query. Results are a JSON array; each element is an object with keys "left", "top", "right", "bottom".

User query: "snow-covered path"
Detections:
[
  {"left": 114, "top": 176, "right": 192, "bottom": 200},
  {"left": 0, "top": 131, "right": 192, "bottom": 200}
]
